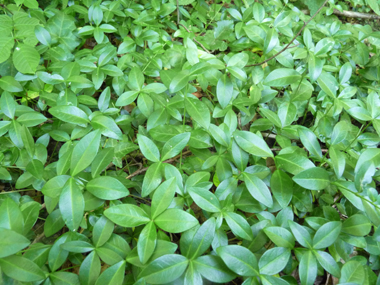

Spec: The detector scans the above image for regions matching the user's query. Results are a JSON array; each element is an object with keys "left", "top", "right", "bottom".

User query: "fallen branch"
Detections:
[
  {"left": 302, "top": 9, "right": 380, "bottom": 20},
  {"left": 178, "top": 23, "right": 211, "bottom": 54},
  {"left": 126, "top": 150, "right": 192, "bottom": 179},
  {"left": 246, "top": 0, "right": 329, "bottom": 67}
]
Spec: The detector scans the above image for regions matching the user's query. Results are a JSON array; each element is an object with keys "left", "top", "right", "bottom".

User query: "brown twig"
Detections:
[
  {"left": 303, "top": 8, "right": 380, "bottom": 20},
  {"left": 246, "top": 0, "right": 329, "bottom": 67},
  {"left": 126, "top": 150, "right": 192, "bottom": 179},
  {"left": 178, "top": 23, "right": 211, "bottom": 54},
  {"left": 0, "top": 4, "right": 13, "bottom": 15}
]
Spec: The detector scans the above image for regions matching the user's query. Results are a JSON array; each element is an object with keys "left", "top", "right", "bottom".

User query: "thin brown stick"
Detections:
[
  {"left": 126, "top": 150, "right": 192, "bottom": 179},
  {"left": 246, "top": 0, "right": 329, "bottom": 67},
  {"left": 179, "top": 23, "right": 211, "bottom": 54},
  {"left": 303, "top": 9, "right": 380, "bottom": 20}
]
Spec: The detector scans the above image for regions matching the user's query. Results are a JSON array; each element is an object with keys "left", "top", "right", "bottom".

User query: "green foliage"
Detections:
[{"left": 0, "top": 0, "right": 380, "bottom": 284}]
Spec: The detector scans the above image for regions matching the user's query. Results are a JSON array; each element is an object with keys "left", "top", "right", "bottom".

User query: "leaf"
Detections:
[
  {"left": 105, "top": 204, "right": 150, "bottom": 227},
  {"left": 188, "top": 186, "right": 221, "bottom": 212},
  {"left": 342, "top": 214, "right": 371, "bottom": 236},
  {"left": 59, "top": 177, "right": 84, "bottom": 231},
  {"left": 49, "top": 105, "right": 89, "bottom": 126},
  {"left": 91, "top": 147, "right": 114, "bottom": 178},
  {"left": 185, "top": 97, "right": 210, "bottom": 130},
  {"left": 317, "top": 71, "right": 338, "bottom": 98},
  {"left": 275, "top": 153, "right": 315, "bottom": 175},
  {"left": 194, "top": 255, "right": 236, "bottom": 283},
  {"left": 169, "top": 70, "right": 190, "bottom": 93},
  {"left": 12, "top": 44, "right": 40, "bottom": 74},
  {"left": 186, "top": 218, "right": 216, "bottom": 259},
  {"left": 0, "top": 91, "right": 16, "bottom": 119},
  {"left": 270, "top": 170, "right": 293, "bottom": 208},
  {"left": 70, "top": 130, "right": 101, "bottom": 176},
  {"left": 234, "top": 130, "right": 273, "bottom": 158},
  {"left": 264, "top": 68, "right": 301, "bottom": 87},
  {"left": 340, "top": 261, "right": 365, "bottom": 284},
  {"left": 224, "top": 211, "right": 253, "bottom": 241},
  {"left": 368, "top": 0, "right": 380, "bottom": 15},
  {"left": 329, "top": 146, "right": 345, "bottom": 179},
  {"left": 263, "top": 227, "right": 295, "bottom": 248},
  {"left": 259, "top": 247, "right": 290, "bottom": 275},
  {"left": 314, "top": 250, "right": 341, "bottom": 278},
  {"left": 0, "top": 76, "right": 23, "bottom": 92},
  {"left": 0, "top": 228, "right": 30, "bottom": 258},
  {"left": 87, "top": 176, "right": 129, "bottom": 200},
  {"left": 0, "top": 198, "right": 24, "bottom": 234},
  {"left": 288, "top": 220, "right": 312, "bottom": 249},
  {"left": 95, "top": 260, "right": 126, "bottom": 285},
  {"left": 151, "top": 177, "right": 176, "bottom": 219},
  {"left": 161, "top": 132, "right": 190, "bottom": 161},
  {"left": 217, "top": 74, "right": 233, "bottom": 109},
  {"left": 293, "top": 167, "right": 330, "bottom": 190},
  {"left": 0, "top": 255, "right": 46, "bottom": 282},
  {"left": 312, "top": 221, "right": 342, "bottom": 249},
  {"left": 155, "top": 208, "right": 198, "bottom": 233},
  {"left": 79, "top": 251, "right": 101, "bottom": 285},
  {"left": 299, "top": 250, "right": 318, "bottom": 285},
  {"left": 141, "top": 162, "right": 163, "bottom": 197},
  {"left": 242, "top": 172, "right": 273, "bottom": 208},
  {"left": 139, "top": 254, "right": 189, "bottom": 284},
  {"left": 216, "top": 245, "right": 259, "bottom": 276},
  {"left": 137, "top": 221, "right": 157, "bottom": 264},
  {"left": 92, "top": 215, "right": 114, "bottom": 248},
  {"left": 298, "top": 127, "right": 322, "bottom": 159},
  {"left": 137, "top": 134, "right": 160, "bottom": 162}
]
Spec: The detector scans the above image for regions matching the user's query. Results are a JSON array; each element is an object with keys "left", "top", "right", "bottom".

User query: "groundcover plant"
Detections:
[{"left": 1, "top": 0, "right": 380, "bottom": 284}]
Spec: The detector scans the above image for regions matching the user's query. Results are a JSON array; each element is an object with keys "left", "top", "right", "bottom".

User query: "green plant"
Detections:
[{"left": 0, "top": 0, "right": 380, "bottom": 284}]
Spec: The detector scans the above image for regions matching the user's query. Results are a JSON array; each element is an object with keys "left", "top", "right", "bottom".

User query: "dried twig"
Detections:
[
  {"left": 178, "top": 23, "right": 211, "bottom": 54},
  {"left": 246, "top": 0, "right": 329, "bottom": 67},
  {"left": 303, "top": 8, "right": 380, "bottom": 20},
  {"left": 126, "top": 150, "right": 192, "bottom": 179}
]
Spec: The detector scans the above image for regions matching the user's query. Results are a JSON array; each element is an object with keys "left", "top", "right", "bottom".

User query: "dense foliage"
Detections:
[{"left": 1, "top": 0, "right": 380, "bottom": 284}]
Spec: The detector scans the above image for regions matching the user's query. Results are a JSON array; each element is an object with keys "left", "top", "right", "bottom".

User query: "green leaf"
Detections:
[
  {"left": 59, "top": 177, "right": 85, "bottom": 231},
  {"left": 275, "top": 153, "right": 315, "bottom": 175},
  {"left": 104, "top": 204, "right": 150, "bottom": 227},
  {"left": 169, "top": 70, "right": 190, "bottom": 93},
  {"left": 12, "top": 44, "right": 40, "bottom": 74},
  {"left": 340, "top": 261, "right": 365, "bottom": 284},
  {"left": 91, "top": 147, "right": 114, "bottom": 178},
  {"left": 0, "top": 255, "right": 46, "bottom": 282},
  {"left": 86, "top": 176, "right": 130, "bottom": 200},
  {"left": 188, "top": 186, "right": 221, "bottom": 213},
  {"left": 298, "top": 127, "right": 322, "bottom": 159},
  {"left": 224, "top": 211, "right": 253, "bottom": 241},
  {"left": 95, "top": 260, "right": 126, "bottom": 285},
  {"left": 17, "top": 112, "right": 47, "bottom": 127},
  {"left": 79, "top": 251, "right": 101, "bottom": 285},
  {"left": 141, "top": 162, "right": 163, "bottom": 197},
  {"left": 91, "top": 115, "right": 123, "bottom": 140},
  {"left": 317, "top": 71, "right": 338, "bottom": 98},
  {"left": 288, "top": 220, "right": 312, "bottom": 249},
  {"left": 137, "top": 221, "right": 157, "bottom": 264},
  {"left": 242, "top": 172, "right": 273, "bottom": 208},
  {"left": 293, "top": 167, "right": 330, "bottom": 190},
  {"left": 92, "top": 215, "right": 114, "bottom": 248},
  {"left": 312, "top": 221, "right": 341, "bottom": 249},
  {"left": 270, "top": 170, "right": 293, "bottom": 208},
  {"left": 186, "top": 218, "right": 216, "bottom": 259},
  {"left": 139, "top": 254, "right": 189, "bottom": 284},
  {"left": 342, "top": 214, "right": 371, "bottom": 236},
  {"left": 217, "top": 74, "right": 233, "bottom": 109},
  {"left": 161, "top": 132, "right": 190, "bottom": 161},
  {"left": 216, "top": 245, "right": 259, "bottom": 276},
  {"left": 194, "top": 255, "right": 236, "bottom": 283},
  {"left": 259, "top": 247, "right": 290, "bottom": 275},
  {"left": 314, "top": 250, "right": 341, "bottom": 278},
  {"left": 137, "top": 134, "right": 160, "bottom": 162},
  {"left": 0, "top": 228, "right": 30, "bottom": 258},
  {"left": 234, "top": 130, "right": 273, "bottom": 158},
  {"left": 151, "top": 177, "right": 177, "bottom": 219},
  {"left": 0, "top": 76, "right": 23, "bottom": 92},
  {"left": 155, "top": 208, "right": 198, "bottom": 233},
  {"left": 263, "top": 226, "right": 295, "bottom": 248},
  {"left": 0, "top": 198, "right": 24, "bottom": 234},
  {"left": 299, "top": 250, "right": 317, "bottom": 285},
  {"left": 0, "top": 91, "right": 16, "bottom": 119},
  {"left": 264, "top": 68, "right": 301, "bottom": 87},
  {"left": 70, "top": 130, "right": 101, "bottom": 176},
  {"left": 49, "top": 105, "right": 90, "bottom": 126},
  {"left": 185, "top": 97, "right": 210, "bottom": 130}
]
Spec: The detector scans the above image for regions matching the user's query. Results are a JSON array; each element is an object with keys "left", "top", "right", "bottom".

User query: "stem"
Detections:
[
  {"left": 344, "top": 121, "right": 372, "bottom": 152},
  {"left": 246, "top": 0, "right": 329, "bottom": 67}
]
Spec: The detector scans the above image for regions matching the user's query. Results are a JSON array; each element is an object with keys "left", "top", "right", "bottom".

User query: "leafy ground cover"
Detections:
[{"left": 1, "top": 0, "right": 380, "bottom": 284}]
